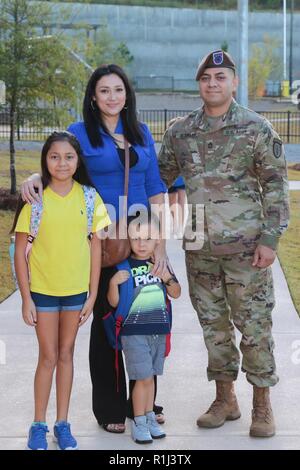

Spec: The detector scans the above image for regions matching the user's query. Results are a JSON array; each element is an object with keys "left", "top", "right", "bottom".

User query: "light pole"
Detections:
[
  {"left": 289, "top": 0, "right": 294, "bottom": 93},
  {"left": 283, "top": 0, "right": 287, "bottom": 80},
  {"left": 237, "top": 0, "right": 248, "bottom": 107}
]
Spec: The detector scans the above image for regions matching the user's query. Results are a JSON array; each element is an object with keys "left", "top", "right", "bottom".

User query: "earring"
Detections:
[{"left": 91, "top": 100, "right": 96, "bottom": 111}]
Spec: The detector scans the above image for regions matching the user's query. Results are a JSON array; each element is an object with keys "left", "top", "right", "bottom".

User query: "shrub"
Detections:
[{"left": 0, "top": 188, "right": 20, "bottom": 211}]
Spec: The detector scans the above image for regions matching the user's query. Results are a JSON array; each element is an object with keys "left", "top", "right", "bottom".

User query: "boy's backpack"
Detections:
[
  {"left": 25, "top": 185, "right": 96, "bottom": 267},
  {"left": 102, "top": 258, "right": 173, "bottom": 391}
]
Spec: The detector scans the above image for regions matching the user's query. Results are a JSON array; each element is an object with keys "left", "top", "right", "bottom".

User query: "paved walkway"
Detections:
[
  {"left": 0, "top": 239, "right": 300, "bottom": 450},
  {"left": 289, "top": 181, "right": 300, "bottom": 190}
]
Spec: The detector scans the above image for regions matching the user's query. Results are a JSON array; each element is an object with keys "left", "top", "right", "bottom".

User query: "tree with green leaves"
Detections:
[
  {"left": 248, "top": 35, "right": 282, "bottom": 99},
  {"left": 0, "top": 0, "right": 87, "bottom": 194},
  {"left": 82, "top": 27, "right": 134, "bottom": 70}
]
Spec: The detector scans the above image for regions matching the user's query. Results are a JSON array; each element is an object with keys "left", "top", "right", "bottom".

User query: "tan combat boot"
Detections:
[
  {"left": 250, "top": 386, "right": 275, "bottom": 437},
  {"left": 196, "top": 381, "right": 241, "bottom": 428}
]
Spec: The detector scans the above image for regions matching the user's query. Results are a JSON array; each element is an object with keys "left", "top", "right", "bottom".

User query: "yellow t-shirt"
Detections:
[{"left": 15, "top": 181, "right": 111, "bottom": 296}]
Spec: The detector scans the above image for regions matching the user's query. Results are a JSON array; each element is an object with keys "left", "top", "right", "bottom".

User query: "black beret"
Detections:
[{"left": 196, "top": 50, "right": 236, "bottom": 81}]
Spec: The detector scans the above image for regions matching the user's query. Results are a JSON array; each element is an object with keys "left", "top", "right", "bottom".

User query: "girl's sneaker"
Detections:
[
  {"left": 131, "top": 416, "right": 153, "bottom": 444},
  {"left": 53, "top": 421, "right": 78, "bottom": 450},
  {"left": 27, "top": 423, "right": 49, "bottom": 450},
  {"left": 146, "top": 411, "right": 166, "bottom": 439}
]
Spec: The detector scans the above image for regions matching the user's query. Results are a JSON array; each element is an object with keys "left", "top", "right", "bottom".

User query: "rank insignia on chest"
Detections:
[{"left": 192, "top": 152, "right": 201, "bottom": 164}]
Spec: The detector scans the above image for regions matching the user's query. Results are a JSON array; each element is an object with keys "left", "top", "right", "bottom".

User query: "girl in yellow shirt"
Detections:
[{"left": 12, "top": 131, "right": 111, "bottom": 450}]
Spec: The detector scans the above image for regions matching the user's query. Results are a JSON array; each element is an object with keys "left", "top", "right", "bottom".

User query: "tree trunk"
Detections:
[
  {"left": 9, "top": 99, "right": 17, "bottom": 195},
  {"left": 53, "top": 95, "right": 60, "bottom": 128}
]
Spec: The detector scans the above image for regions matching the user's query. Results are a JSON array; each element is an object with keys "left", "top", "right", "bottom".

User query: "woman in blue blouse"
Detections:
[{"left": 21, "top": 64, "right": 168, "bottom": 433}]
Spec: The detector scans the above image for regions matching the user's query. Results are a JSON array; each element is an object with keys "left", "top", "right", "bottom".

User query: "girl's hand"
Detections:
[
  {"left": 22, "top": 299, "right": 37, "bottom": 326},
  {"left": 78, "top": 297, "right": 95, "bottom": 327},
  {"left": 111, "top": 270, "right": 130, "bottom": 286},
  {"left": 21, "top": 174, "right": 43, "bottom": 204}
]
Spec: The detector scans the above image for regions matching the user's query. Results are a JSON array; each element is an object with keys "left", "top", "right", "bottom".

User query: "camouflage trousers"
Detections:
[{"left": 185, "top": 251, "right": 278, "bottom": 387}]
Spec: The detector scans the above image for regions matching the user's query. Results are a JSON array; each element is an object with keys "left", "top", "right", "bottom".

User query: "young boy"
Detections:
[{"left": 107, "top": 212, "right": 181, "bottom": 444}]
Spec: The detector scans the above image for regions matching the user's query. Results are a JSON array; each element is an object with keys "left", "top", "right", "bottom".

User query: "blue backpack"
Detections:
[
  {"left": 102, "top": 259, "right": 173, "bottom": 391},
  {"left": 102, "top": 259, "right": 134, "bottom": 351}
]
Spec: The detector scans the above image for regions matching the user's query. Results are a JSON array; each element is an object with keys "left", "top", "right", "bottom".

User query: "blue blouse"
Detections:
[{"left": 67, "top": 119, "right": 167, "bottom": 222}]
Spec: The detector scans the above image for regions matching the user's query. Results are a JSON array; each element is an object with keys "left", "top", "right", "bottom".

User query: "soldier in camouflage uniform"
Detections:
[{"left": 158, "top": 50, "right": 289, "bottom": 437}]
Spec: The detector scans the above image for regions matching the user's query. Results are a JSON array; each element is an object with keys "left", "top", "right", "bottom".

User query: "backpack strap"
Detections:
[
  {"left": 165, "top": 295, "right": 172, "bottom": 357},
  {"left": 114, "top": 259, "right": 133, "bottom": 392},
  {"left": 82, "top": 185, "right": 96, "bottom": 240},
  {"left": 115, "top": 259, "right": 134, "bottom": 324},
  {"left": 25, "top": 200, "right": 43, "bottom": 264}
]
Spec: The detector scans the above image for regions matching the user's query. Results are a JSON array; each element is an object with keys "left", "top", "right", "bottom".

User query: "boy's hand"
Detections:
[
  {"left": 22, "top": 299, "right": 37, "bottom": 326},
  {"left": 79, "top": 297, "right": 95, "bottom": 327},
  {"left": 111, "top": 270, "right": 130, "bottom": 286}
]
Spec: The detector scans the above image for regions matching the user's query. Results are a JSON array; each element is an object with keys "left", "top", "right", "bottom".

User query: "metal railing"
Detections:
[
  {"left": 0, "top": 107, "right": 71, "bottom": 141},
  {"left": 0, "top": 108, "right": 299, "bottom": 143}
]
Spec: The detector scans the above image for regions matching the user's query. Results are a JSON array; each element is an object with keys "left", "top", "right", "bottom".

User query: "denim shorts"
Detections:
[
  {"left": 30, "top": 291, "right": 87, "bottom": 312},
  {"left": 121, "top": 334, "right": 166, "bottom": 380}
]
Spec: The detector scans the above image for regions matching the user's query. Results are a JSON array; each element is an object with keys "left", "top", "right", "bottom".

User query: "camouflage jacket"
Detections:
[{"left": 158, "top": 99, "right": 289, "bottom": 255}]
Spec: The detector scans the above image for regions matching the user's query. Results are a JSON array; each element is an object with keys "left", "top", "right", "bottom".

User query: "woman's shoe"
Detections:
[
  {"left": 153, "top": 403, "right": 165, "bottom": 424},
  {"left": 155, "top": 413, "right": 165, "bottom": 424},
  {"left": 101, "top": 423, "right": 126, "bottom": 433}
]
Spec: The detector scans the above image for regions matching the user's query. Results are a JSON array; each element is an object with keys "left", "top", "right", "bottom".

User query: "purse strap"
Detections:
[
  {"left": 121, "top": 138, "right": 130, "bottom": 218},
  {"left": 124, "top": 138, "right": 129, "bottom": 198}
]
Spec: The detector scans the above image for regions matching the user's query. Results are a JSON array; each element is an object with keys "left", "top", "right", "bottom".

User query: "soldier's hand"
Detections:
[{"left": 252, "top": 245, "right": 276, "bottom": 268}]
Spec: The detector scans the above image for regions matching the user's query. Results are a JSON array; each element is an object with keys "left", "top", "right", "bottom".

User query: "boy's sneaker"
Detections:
[
  {"left": 53, "top": 421, "right": 78, "bottom": 450},
  {"left": 27, "top": 422, "right": 49, "bottom": 450},
  {"left": 131, "top": 416, "right": 153, "bottom": 444},
  {"left": 146, "top": 411, "right": 166, "bottom": 439}
]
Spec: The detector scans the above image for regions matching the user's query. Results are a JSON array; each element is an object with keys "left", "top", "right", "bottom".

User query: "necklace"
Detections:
[{"left": 112, "top": 135, "right": 124, "bottom": 143}]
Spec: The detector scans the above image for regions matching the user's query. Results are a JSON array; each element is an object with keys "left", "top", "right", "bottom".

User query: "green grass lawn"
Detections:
[
  {"left": 0, "top": 210, "right": 16, "bottom": 302},
  {"left": 0, "top": 150, "right": 40, "bottom": 302},
  {"left": 0, "top": 150, "right": 300, "bottom": 313},
  {"left": 278, "top": 191, "right": 300, "bottom": 316},
  {"left": 288, "top": 167, "right": 300, "bottom": 181},
  {"left": 0, "top": 150, "right": 40, "bottom": 189}
]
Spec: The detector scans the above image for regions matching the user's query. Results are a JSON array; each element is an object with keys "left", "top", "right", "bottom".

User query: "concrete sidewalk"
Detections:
[
  {"left": 289, "top": 181, "right": 300, "bottom": 190},
  {"left": 0, "top": 239, "right": 300, "bottom": 450}
]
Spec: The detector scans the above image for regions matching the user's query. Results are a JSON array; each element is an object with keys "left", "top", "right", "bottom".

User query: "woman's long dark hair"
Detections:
[
  {"left": 11, "top": 131, "right": 93, "bottom": 233},
  {"left": 83, "top": 64, "right": 144, "bottom": 148}
]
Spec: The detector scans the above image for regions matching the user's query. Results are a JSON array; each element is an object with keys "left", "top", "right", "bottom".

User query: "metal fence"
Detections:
[
  {"left": 0, "top": 108, "right": 299, "bottom": 143},
  {"left": 138, "top": 109, "right": 300, "bottom": 143},
  {"left": 0, "top": 107, "right": 69, "bottom": 142}
]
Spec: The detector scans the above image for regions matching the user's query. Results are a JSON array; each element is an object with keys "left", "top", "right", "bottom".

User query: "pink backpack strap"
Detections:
[
  {"left": 25, "top": 200, "right": 43, "bottom": 263},
  {"left": 82, "top": 185, "right": 96, "bottom": 240}
]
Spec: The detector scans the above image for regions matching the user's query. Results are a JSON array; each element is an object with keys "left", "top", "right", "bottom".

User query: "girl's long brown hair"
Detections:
[{"left": 11, "top": 131, "right": 94, "bottom": 233}]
